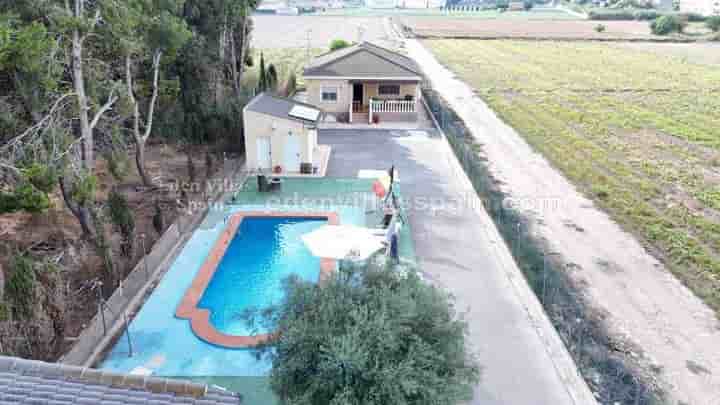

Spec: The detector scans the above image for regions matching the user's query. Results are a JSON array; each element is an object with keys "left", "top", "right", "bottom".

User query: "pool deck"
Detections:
[
  {"left": 175, "top": 211, "right": 339, "bottom": 348},
  {"left": 320, "top": 128, "right": 588, "bottom": 405}
]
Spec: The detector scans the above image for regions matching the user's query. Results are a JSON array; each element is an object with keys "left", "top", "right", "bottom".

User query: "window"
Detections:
[
  {"left": 378, "top": 84, "right": 400, "bottom": 96},
  {"left": 321, "top": 86, "right": 338, "bottom": 103}
]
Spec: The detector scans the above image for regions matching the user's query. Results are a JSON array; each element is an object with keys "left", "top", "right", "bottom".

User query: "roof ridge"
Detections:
[
  {"left": 0, "top": 355, "right": 222, "bottom": 400},
  {"left": 304, "top": 41, "right": 420, "bottom": 77},
  {"left": 358, "top": 42, "right": 420, "bottom": 75}
]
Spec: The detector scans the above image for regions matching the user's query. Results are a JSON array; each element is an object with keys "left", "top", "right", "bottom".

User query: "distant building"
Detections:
[
  {"left": 365, "top": 0, "right": 399, "bottom": 8},
  {"left": 398, "top": 0, "right": 447, "bottom": 7},
  {"left": 679, "top": 0, "right": 720, "bottom": 15}
]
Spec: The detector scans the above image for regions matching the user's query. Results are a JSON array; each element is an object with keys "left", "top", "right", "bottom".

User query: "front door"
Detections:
[
  {"left": 284, "top": 132, "right": 301, "bottom": 172},
  {"left": 256, "top": 137, "right": 271, "bottom": 170},
  {"left": 352, "top": 83, "right": 363, "bottom": 104}
]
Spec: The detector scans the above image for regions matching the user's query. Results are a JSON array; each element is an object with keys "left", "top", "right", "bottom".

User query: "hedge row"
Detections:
[{"left": 588, "top": 8, "right": 707, "bottom": 21}]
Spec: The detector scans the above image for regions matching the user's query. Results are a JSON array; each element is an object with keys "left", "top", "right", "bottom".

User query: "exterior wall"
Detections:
[
  {"left": 374, "top": 111, "right": 418, "bottom": 122},
  {"left": 305, "top": 79, "right": 351, "bottom": 114},
  {"left": 243, "top": 109, "right": 316, "bottom": 172},
  {"left": 360, "top": 82, "right": 419, "bottom": 104}
]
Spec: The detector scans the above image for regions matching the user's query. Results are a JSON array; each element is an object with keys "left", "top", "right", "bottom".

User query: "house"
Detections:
[
  {"left": 303, "top": 42, "right": 424, "bottom": 124},
  {"left": 0, "top": 355, "right": 241, "bottom": 404},
  {"left": 679, "top": 0, "right": 720, "bottom": 15},
  {"left": 243, "top": 93, "right": 325, "bottom": 175}
]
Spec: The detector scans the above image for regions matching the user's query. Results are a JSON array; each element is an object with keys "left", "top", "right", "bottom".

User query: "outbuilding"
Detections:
[{"left": 243, "top": 93, "right": 328, "bottom": 175}]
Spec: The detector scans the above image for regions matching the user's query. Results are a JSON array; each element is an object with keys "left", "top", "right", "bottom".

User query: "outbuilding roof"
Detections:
[
  {"left": 303, "top": 42, "right": 422, "bottom": 79},
  {"left": 244, "top": 93, "right": 322, "bottom": 124},
  {"left": 0, "top": 356, "right": 241, "bottom": 405}
]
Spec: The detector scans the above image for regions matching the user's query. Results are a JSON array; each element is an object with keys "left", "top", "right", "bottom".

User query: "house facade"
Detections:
[
  {"left": 243, "top": 93, "right": 322, "bottom": 174},
  {"left": 304, "top": 42, "right": 423, "bottom": 124}
]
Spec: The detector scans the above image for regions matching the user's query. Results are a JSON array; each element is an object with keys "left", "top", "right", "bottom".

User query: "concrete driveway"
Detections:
[{"left": 320, "top": 128, "right": 591, "bottom": 405}]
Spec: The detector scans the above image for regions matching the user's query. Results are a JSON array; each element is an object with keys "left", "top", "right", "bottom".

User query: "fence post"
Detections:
[
  {"left": 141, "top": 233, "right": 149, "bottom": 281},
  {"left": 97, "top": 285, "right": 107, "bottom": 336},
  {"left": 123, "top": 311, "right": 133, "bottom": 358}
]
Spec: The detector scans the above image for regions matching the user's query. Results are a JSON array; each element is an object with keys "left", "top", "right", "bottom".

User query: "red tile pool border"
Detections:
[{"left": 175, "top": 211, "right": 339, "bottom": 348}]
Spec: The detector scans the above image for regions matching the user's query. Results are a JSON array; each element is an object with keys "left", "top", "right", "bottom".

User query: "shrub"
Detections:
[
  {"left": 707, "top": 16, "right": 720, "bottom": 32},
  {"left": 595, "top": 24, "right": 607, "bottom": 33},
  {"left": 329, "top": 39, "right": 351, "bottom": 51},
  {"left": 248, "top": 265, "right": 480, "bottom": 405},
  {"left": 632, "top": 9, "right": 661, "bottom": 20},
  {"left": 650, "top": 15, "right": 686, "bottom": 35},
  {"left": 107, "top": 188, "right": 135, "bottom": 257},
  {"left": 496, "top": 0, "right": 509, "bottom": 10},
  {"left": 5, "top": 255, "right": 36, "bottom": 320},
  {"left": 22, "top": 163, "right": 57, "bottom": 194},
  {"left": 104, "top": 150, "right": 129, "bottom": 181},
  {"left": 523, "top": 0, "right": 533, "bottom": 10}
]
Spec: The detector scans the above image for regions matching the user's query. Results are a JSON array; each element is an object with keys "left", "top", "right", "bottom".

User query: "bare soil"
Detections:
[
  {"left": 398, "top": 17, "right": 713, "bottom": 41},
  {"left": 0, "top": 142, "right": 218, "bottom": 360}
]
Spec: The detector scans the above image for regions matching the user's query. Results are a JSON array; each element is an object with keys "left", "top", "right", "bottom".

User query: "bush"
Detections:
[
  {"left": 523, "top": 0, "right": 533, "bottom": 10},
  {"left": 5, "top": 255, "right": 36, "bottom": 320},
  {"left": 595, "top": 24, "right": 607, "bottom": 33},
  {"left": 0, "top": 182, "right": 51, "bottom": 214},
  {"left": 707, "top": 16, "right": 720, "bottom": 32},
  {"left": 107, "top": 188, "right": 135, "bottom": 257},
  {"left": 650, "top": 15, "right": 686, "bottom": 35},
  {"left": 496, "top": 0, "right": 509, "bottom": 10},
  {"left": 22, "top": 163, "right": 57, "bottom": 194},
  {"left": 329, "top": 39, "right": 351, "bottom": 51},
  {"left": 249, "top": 265, "right": 480, "bottom": 405}
]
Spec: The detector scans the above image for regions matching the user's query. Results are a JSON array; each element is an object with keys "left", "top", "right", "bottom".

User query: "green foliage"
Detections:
[
  {"left": 266, "top": 63, "right": 278, "bottom": 92},
  {"left": 650, "top": 15, "right": 686, "bottom": 35},
  {"left": 5, "top": 254, "right": 35, "bottom": 320},
  {"left": 107, "top": 188, "right": 135, "bottom": 257},
  {"left": 104, "top": 149, "right": 129, "bottom": 181},
  {"left": 707, "top": 16, "right": 720, "bottom": 32},
  {"left": 70, "top": 173, "right": 97, "bottom": 205},
  {"left": 0, "top": 181, "right": 50, "bottom": 214},
  {"left": 22, "top": 163, "right": 57, "bottom": 194},
  {"left": 523, "top": 0, "right": 533, "bottom": 10},
  {"left": 249, "top": 266, "right": 480, "bottom": 405},
  {"left": 329, "top": 38, "right": 351, "bottom": 51},
  {"left": 594, "top": 24, "right": 606, "bottom": 33},
  {"left": 257, "top": 52, "right": 267, "bottom": 92}
]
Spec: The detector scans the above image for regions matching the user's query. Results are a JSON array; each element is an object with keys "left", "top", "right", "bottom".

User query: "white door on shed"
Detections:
[
  {"left": 284, "top": 132, "right": 301, "bottom": 172},
  {"left": 256, "top": 137, "right": 272, "bottom": 169}
]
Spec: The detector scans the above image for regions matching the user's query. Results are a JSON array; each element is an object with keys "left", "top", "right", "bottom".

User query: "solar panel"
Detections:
[{"left": 288, "top": 105, "right": 320, "bottom": 122}]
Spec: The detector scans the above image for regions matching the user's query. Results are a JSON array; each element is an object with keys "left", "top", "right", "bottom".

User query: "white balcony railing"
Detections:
[{"left": 369, "top": 98, "right": 416, "bottom": 113}]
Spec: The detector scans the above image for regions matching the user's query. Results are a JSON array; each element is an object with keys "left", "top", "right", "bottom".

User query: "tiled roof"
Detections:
[
  {"left": 244, "top": 92, "right": 322, "bottom": 124},
  {"left": 303, "top": 42, "right": 422, "bottom": 78},
  {"left": 0, "top": 356, "right": 241, "bottom": 405}
]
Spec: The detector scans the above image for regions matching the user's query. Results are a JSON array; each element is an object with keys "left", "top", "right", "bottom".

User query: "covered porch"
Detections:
[{"left": 348, "top": 80, "right": 420, "bottom": 124}]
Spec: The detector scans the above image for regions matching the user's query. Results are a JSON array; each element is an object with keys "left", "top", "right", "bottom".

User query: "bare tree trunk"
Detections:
[{"left": 125, "top": 51, "right": 162, "bottom": 188}]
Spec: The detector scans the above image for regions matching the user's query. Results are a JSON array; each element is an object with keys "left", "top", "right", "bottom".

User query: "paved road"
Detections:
[{"left": 320, "top": 129, "right": 590, "bottom": 404}]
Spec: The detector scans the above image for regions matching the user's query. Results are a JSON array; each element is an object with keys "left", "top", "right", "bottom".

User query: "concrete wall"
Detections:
[
  {"left": 243, "top": 109, "right": 316, "bottom": 172},
  {"left": 306, "top": 79, "right": 351, "bottom": 114}
]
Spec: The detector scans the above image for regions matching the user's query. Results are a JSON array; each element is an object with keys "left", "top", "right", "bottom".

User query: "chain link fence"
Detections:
[
  {"left": 60, "top": 158, "right": 245, "bottom": 367},
  {"left": 422, "top": 87, "right": 662, "bottom": 405}
]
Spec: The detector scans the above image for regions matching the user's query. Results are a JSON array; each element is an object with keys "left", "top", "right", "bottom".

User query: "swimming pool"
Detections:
[
  {"left": 176, "top": 213, "right": 336, "bottom": 347},
  {"left": 100, "top": 203, "right": 365, "bottom": 379}
]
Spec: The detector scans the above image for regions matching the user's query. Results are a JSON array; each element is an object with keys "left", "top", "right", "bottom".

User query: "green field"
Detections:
[{"left": 426, "top": 40, "right": 720, "bottom": 311}]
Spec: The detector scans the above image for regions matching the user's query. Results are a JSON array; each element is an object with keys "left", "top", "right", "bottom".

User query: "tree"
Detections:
[
  {"left": 650, "top": 15, "right": 686, "bottom": 35},
  {"left": 706, "top": 16, "right": 720, "bottom": 33},
  {"left": 257, "top": 51, "right": 267, "bottom": 92},
  {"left": 103, "top": 0, "right": 191, "bottom": 187},
  {"left": 266, "top": 63, "right": 278, "bottom": 92},
  {"left": 247, "top": 265, "right": 480, "bottom": 405},
  {"left": 329, "top": 38, "right": 351, "bottom": 51}
]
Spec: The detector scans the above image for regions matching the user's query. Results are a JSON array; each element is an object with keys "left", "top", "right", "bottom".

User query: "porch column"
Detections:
[{"left": 369, "top": 98, "right": 373, "bottom": 124}]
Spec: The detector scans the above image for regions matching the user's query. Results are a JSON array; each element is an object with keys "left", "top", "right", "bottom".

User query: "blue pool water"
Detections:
[
  {"left": 198, "top": 217, "right": 326, "bottom": 336},
  {"left": 101, "top": 204, "right": 365, "bottom": 379}
]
